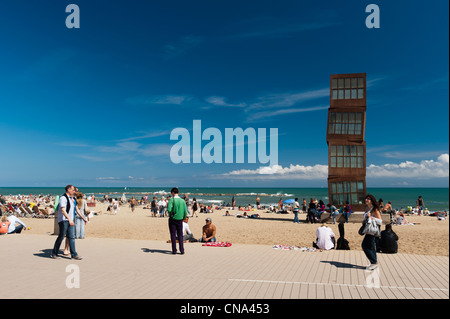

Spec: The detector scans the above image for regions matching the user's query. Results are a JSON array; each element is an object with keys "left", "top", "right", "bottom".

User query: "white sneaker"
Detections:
[{"left": 366, "top": 264, "right": 379, "bottom": 271}]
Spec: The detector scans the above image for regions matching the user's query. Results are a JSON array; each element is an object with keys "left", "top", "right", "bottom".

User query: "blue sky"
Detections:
[{"left": 0, "top": 0, "right": 448, "bottom": 187}]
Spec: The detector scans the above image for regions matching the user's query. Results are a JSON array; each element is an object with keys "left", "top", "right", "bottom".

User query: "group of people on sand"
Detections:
[
  {"left": 285, "top": 198, "right": 352, "bottom": 224},
  {"left": 311, "top": 194, "right": 399, "bottom": 271},
  {"left": 6, "top": 185, "right": 417, "bottom": 272},
  {"left": 165, "top": 188, "right": 218, "bottom": 255},
  {"left": 48, "top": 186, "right": 219, "bottom": 258}
]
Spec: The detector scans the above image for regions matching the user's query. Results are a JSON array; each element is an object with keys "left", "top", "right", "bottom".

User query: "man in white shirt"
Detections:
[
  {"left": 314, "top": 224, "right": 336, "bottom": 250},
  {"left": 7, "top": 213, "right": 27, "bottom": 234},
  {"left": 182, "top": 216, "right": 197, "bottom": 242},
  {"left": 158, "top": 197, "right": 167, "bottom": 217}
]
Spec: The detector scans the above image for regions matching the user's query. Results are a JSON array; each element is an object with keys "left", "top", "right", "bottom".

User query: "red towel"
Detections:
[{"left": 202, "top": 242, "right": 232, "bottom": 247}]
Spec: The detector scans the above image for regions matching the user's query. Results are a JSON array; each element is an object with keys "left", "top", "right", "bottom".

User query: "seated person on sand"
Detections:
[
  {"left": 200, "top": 205, "right": 211, "bottom": 214},
  {"left": 45, "top": 206, "right": 55, "bottom": 216},
  {"left": 316, "top": 200, "right": 326, "bottom": 219},
  {"left": 313, "top": 223, "right": 335, "bottom": 251},
  {"left": 168, "top": 216, "right": 198, "bottom": 243},
  {"left": 376, "top": 224, "right": 398, "bottom": 254},
  {"left": 6, "top": 212, "right": 27, "bottom": 234},
  {"left": 382, "top": 201, "right": 393, "bottom": 214},
  {"left": 327, "top": 203, "right": 339, "bottom": 224},
  {"left": 199, "top": 217, "right": 216, "bottom": 243},
  {"left": 394, "top": 212, "right": 406, "bottom": 225},
  {"left": 181, "top": 216, "right": 197, "bottom": 242},
  {"left": 224, "top": 210, "right": 231, "bottom": 216}
]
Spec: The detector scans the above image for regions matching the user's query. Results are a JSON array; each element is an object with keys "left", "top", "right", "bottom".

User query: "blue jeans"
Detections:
[
  {"left": 293, "top": 211, "right": 299, "bottom": 223},
  {"left": 53, "top": 221, "right": 78, "bottom": 257},
  {"left": 200, "top": 237, "right": 216, "bottom": 243},
  {"left": 343, "top": 212, "right": 350, "bottom": 223},
  {"left": 331, "top": 211, "right": 339, "bottom": 223},
  {"left": 307, "top": 209, "right": 316, "bottom": 223},
  {"left": 75, "top": 217, "right": 85, "bottom": 239},
  {"left": 362, "top": 234, "right": 377, "bottom": 264}
]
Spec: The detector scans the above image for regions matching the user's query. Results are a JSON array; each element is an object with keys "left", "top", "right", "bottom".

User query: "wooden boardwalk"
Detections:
[{"left": 0, "top": 234, "right": 448, "bottom": 299}]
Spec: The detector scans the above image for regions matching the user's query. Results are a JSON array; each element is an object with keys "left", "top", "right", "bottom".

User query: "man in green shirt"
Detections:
[{"left": 167, "top": 187, "right": 188, "bottom": 254}]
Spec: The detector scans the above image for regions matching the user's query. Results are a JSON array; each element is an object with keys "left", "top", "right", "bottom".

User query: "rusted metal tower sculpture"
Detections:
[{"left": 327, "top": 73, "right": 367, "bottom": 211}]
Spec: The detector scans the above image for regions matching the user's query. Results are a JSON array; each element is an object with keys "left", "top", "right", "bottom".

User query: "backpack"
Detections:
[{"left": 0, "top": 221, "right": 10, "bottom": 234}]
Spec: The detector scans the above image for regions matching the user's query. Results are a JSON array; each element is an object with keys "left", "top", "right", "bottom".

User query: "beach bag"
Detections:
[
  {"left": 358, "top": 220, "right": 366, "bottom": 236},
  {"left": 361, "top": 218, "right": 381, "bottom": 237}
]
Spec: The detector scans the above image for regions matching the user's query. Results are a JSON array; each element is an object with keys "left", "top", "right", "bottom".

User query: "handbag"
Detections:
[
  {"left": 362, "top": 218, "right": 381, "bottom": 237},
  {"left": 358, "top": 219, "right": 367, "bottom": 236}
]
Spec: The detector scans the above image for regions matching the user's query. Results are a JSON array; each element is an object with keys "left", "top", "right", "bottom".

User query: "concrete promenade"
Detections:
[{"left": 0, "top": 234, "right": 448, "bottom": 299}]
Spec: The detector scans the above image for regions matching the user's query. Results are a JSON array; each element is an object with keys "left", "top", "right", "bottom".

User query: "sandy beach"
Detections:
[{"left": 13, "top": 201, "right": 449, "bottom": 257}]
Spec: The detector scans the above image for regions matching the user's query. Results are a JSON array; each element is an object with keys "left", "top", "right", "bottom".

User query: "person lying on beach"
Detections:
[
  {"left": 393, "top": 212, "right": 418, "bottom": 225},
  {"left": 237, "top": 212, "right": 260, "bottom": 219}
]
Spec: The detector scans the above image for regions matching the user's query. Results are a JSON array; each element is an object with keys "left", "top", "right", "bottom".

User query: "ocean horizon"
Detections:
[{"left": 1, "top": 186, "right": 448, "bottom": 212}]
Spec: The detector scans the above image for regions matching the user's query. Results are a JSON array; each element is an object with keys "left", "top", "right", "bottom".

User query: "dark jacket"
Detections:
[
  {"left": 336, "top": 223, "right": 350, "bottom": 250},
  {"left": 378, "top": 229, "right": 398, "bottom": 253}
]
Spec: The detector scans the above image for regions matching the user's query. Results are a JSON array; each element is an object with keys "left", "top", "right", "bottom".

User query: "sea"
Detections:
[{"left": 0, "top": 187, "right": 448, "bottom": 212}]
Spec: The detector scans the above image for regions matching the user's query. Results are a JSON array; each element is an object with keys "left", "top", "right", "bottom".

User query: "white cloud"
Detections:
[
  {"left": 97, "top": 141, "right": 171, "bottom": 158},
  {"left": 367, "top": 154, "right": 449, "bottom": 178},
  {"left": 118, "top": 130, "right": 171, "bottom": 142},
  {"left": 248, "top": 88, "right": 329, "bottom": 110},
  {"left": 243, "top": 88, "right": 329, "bottom": 122},
  {"left": 205, "top": 96, "right": 247, "bottom": 108},
  {"left": 220, "top": 154, "right": 449, "bottom": 181},
  {"left": 126, "top": 95, "right": 189, "bottom": 105},
  {"left": 224, "top": 163, "right": 328, "bottom": 180},
  {"left": 246, "top": 105, "right": 329, "bottom": 122}
]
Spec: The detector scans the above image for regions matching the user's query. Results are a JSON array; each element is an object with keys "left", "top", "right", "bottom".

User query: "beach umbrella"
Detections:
[{"left": 283, "top": 199, "right": 295, "bottom": 204}]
